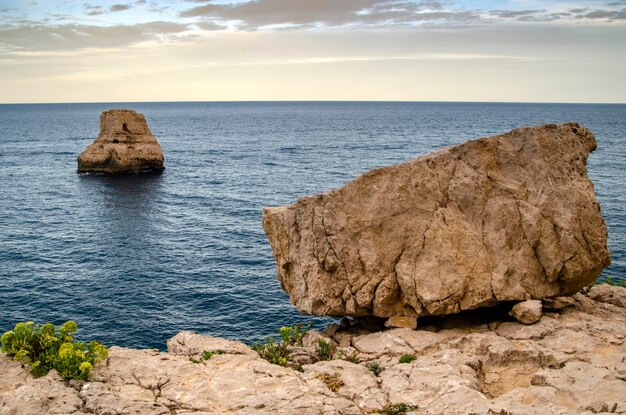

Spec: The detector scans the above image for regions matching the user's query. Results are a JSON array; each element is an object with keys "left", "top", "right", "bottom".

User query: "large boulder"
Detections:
[
  {"left": 77, "top": 109, "right": 164, "bottom": 173},
  {"left": 262, "top": 123, "right": 611, "bottom": 318}
]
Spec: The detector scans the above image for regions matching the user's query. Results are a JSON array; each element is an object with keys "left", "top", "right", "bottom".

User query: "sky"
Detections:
[{"left": 0, "top": 0, "right": 624, "bottom": 103}]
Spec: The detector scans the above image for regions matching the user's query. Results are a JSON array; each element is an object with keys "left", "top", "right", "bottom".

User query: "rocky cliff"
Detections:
[
  {"left": 263, "top": 123, "right": 611, "bottom": 319},
  {"left": 77, "top": 110, "right": 164, "bottom": 174},
  {"left": 1, "top": 285, "right": 625, "bottom": 414}
]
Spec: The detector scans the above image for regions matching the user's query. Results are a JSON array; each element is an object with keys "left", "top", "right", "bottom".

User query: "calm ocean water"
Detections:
[{"left": 0, "top": 102, "right": 624, "bottom": 349}]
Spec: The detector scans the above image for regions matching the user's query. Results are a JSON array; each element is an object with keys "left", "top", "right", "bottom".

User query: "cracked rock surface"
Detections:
[
  {"left": 262, "top": 123, "right": 610, "bottom": 318},
  {"left": 1, "top": 285, "right": 625, "bottom": 415},
  {"left": 77, "top": 109, "right": 164, "bottom": 174}
]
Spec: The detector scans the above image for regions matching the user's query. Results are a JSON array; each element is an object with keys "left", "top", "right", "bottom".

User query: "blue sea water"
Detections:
[{"left": 0, "top": 101, "right": 624, "bottom": 350}]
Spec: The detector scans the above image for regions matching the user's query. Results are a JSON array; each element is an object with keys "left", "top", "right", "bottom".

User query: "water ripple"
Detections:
[{"left": 0, "top": 102, "right": 624, "bottom": 350}]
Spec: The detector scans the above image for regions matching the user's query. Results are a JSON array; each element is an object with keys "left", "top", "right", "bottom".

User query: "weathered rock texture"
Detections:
[
  {"left": 263, "top": 123, "right": 611, "bottom": 318},
  {"left": 1, "top": 285, "right": 625, "bottom": 415},
  {"left": 509, "top": 300, "right": 543, "bottom": 324},
  {"left": 77, "top": 109, "right": 164, "bottom": 174}
]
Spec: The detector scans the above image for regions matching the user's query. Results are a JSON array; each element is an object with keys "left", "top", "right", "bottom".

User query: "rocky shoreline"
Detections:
[
  {"left": 3, "top": 122, "right": 621, "bottom": 414},
  {"left": 1, "top": 284, "right": 625, "bottom": 415}
]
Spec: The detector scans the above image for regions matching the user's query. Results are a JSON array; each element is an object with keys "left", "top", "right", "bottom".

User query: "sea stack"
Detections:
[
  {"left": 77, "top": 109, "right": 164, "bottom": 174},
  {"left": 262, "top": 123, "right": 611, "bottom": 319}
]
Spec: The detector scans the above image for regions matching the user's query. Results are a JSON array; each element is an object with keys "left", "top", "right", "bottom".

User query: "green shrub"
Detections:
[
  {"left": 316, "top": 338, "right": 336, "bottom": 361},
  {"left": 374, "top": 403, "right": 418, "bottom": 414},
  {"left": 251, "top": 322, "right": 311, "bottom": 367},
  {"left": 251, "top": 336, "right": 290, "bottom": 366},
  {"left": 336, "top": 349, "right": 360, "bottom": 363},
  {"left": 367, "top": 361, "right": 384, "bottom": 376},
  {"left": 399, "top": 354, "right": 417, "bottom": 364},
  {"left": 189, "top": 349, "right": 224, "bottom": 364},
  {"left": 606, "top": 276, "right": 626, "bottom": 287},
  {"left": 1, "top": 321, "right": 108, "bottom": 380},
  {"left": 278, "top": 322, "right": 311, "bottom": 346}
]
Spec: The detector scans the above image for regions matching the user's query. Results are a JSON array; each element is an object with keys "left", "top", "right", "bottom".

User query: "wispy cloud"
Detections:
[
  {"left": 85, "top": 5, "right": 105, "bottom": 16},
  {"left": 488, "top": 5, "right": 626, "bottom": 22},
  {"left": 111, "top": 4, "right": 132, "bottom": 12},
  {"left": 180, "top": 0, "right": 482, "bottom": 29},
  {"left": 85, "top": 3, "right": 134, "bottom": 16},
  {"left": 0, "top": 22, "right": 191, "bottom": 51},
  {"left": 579, "top": 8, "right": 626, "bottom": 19},
  {"left": 177, "top": 0, "right": 626, "bottom": 29}
]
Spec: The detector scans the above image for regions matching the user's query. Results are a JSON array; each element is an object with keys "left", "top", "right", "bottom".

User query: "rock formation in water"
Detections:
[
  {"left": 1, "top": 285, "right": 625, "bottom": 414},
  {"left": 77, "top": 109, "right": 164, "bottom": 174},
  {"left": 263, "top": 123, "right": 611, "bottom": 318}
]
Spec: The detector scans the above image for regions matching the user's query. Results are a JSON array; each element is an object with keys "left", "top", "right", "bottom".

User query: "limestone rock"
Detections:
[
  {"left": 166, "top": 331, "right": 257, "bottom": 357},
  {"left": 263, "top": 123, "right": 611, "bottom": 318},
  {"left": 510, "top": 300, "right": 543, "bottom": 324},
  {"left": 1, "top": 286, "right": 625, "bottom": 414},
  {"left": 385, "top": 316, "right": 418, "bottom": 329},
  {"left": 77, "top": 109, "right": 164, "bottom": 173},
  {"left": 586, "top": 283, "right": 626, "bottom": 308}
]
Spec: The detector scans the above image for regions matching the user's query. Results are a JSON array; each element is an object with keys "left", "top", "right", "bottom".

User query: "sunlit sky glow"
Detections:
[{"left": 1, "top": 0, "right": 625, "bottom": 103}]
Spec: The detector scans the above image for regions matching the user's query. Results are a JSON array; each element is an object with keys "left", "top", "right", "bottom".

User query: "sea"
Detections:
[{"left": 0, "top": 102, "right": 624, "bottom": 350}]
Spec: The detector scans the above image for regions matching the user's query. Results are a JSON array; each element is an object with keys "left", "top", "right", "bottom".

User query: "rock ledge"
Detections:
[{"left": 1, "top": 285, "right": 625, "bottom": 415}]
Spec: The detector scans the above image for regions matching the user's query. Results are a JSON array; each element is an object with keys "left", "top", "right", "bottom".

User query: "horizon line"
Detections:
[{"left": 1, "top": 99, "right": 625, "bottom": 106}]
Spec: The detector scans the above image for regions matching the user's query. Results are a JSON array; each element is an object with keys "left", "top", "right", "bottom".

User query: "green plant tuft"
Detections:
[
  {"left": 399, "top": 354, "right": 417, "bottom": 364},
  {"left": 278, "top": 322, "right": 311, "bottom": 346},
  {"left": 251, "top": 336, "right": 290, "bottom": 366},
  {"left": 606, "top": 276, "right": 626, "bottom": 287},
  {"left": 367, "top": 361, "right": 384, "bottom": 376},
  {"left": 251, "top": 322, "right": 311, "bottom": 367},
  {"left": 336, "top": 349, "right": 360, "bottom": 364},
  {"left": 1, "top": 321, "right": 108, "bottom": 380},
  {"left": 374, "top": 403, "right": 418, "bottom": 414},
  {"left": 189, "top": 349, "right": 224, "bottom": 364},
  {"left": 316, "top": 338, "right": 336, "bottom": 361},
  {"left": 203, "top": 349, "right": 224, "bottom": 360}
]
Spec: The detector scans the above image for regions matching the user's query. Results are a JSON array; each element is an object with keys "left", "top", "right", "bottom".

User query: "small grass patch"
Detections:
[
  {"left": 317, "top": 372, "right": 344, "bottom": 392},
  {"left": 336, "top": 349, "right": 360, "bottom": 364},
  {"left": 189, "top": 349, "right": 224, "bottom": 364},
  {"left": 373, "top": 403, "right": 418, "bottom": 414},
  {"left": 316, "top": 338, "right": 337, "bottom": 361},
  {"left": 399, "top": 354, "right": 417, "bottom": 364},
  {"left": 606, "top": 276, "right": 626, "bottom": 287},
  {"left": 367, "top": 361, "right": 384, "bottom": 376}
]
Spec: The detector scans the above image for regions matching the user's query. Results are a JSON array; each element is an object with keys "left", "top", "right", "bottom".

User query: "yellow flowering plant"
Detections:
[{"left": 1, "top": 321, "right": 108, "bottom": 380}]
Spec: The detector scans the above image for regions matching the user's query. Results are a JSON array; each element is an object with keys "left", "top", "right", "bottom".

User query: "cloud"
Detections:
[
  {"left": 179, "top": 0, "right": 482, "bottom": 29},
  {"left": 580, "top": 8, "right": 626, "bottom": 19},
  {"left": 110, "top": 4, "right": 132, "bottom": 12},
  {"left": 0, "top": 21, "right": 191, "bottom": 52},
  {"left": 487, "top": 5, "right": 626, "bottom": 22},
  {"left": 177, "top": 0, "right": 626, "bottom": 29},
  {"left": 490, "top": 10, "right": 546, "bottom": 18},
  {"left": 84, "top": 3, "right": 133, "bottom": 16},
  {"left": 2, "top": 23, "right": 624, "bottom": 104},
  {"left": 85, "top": 5, "right": 105, "bottom": 16}
]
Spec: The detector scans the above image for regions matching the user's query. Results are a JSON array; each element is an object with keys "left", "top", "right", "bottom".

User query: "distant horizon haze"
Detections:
[
  {"left": 0, "top": 1, "right": 625, "bottom": 104},
  {"left": 2, "top": 99, "right": 625, "bottom": 105}
]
